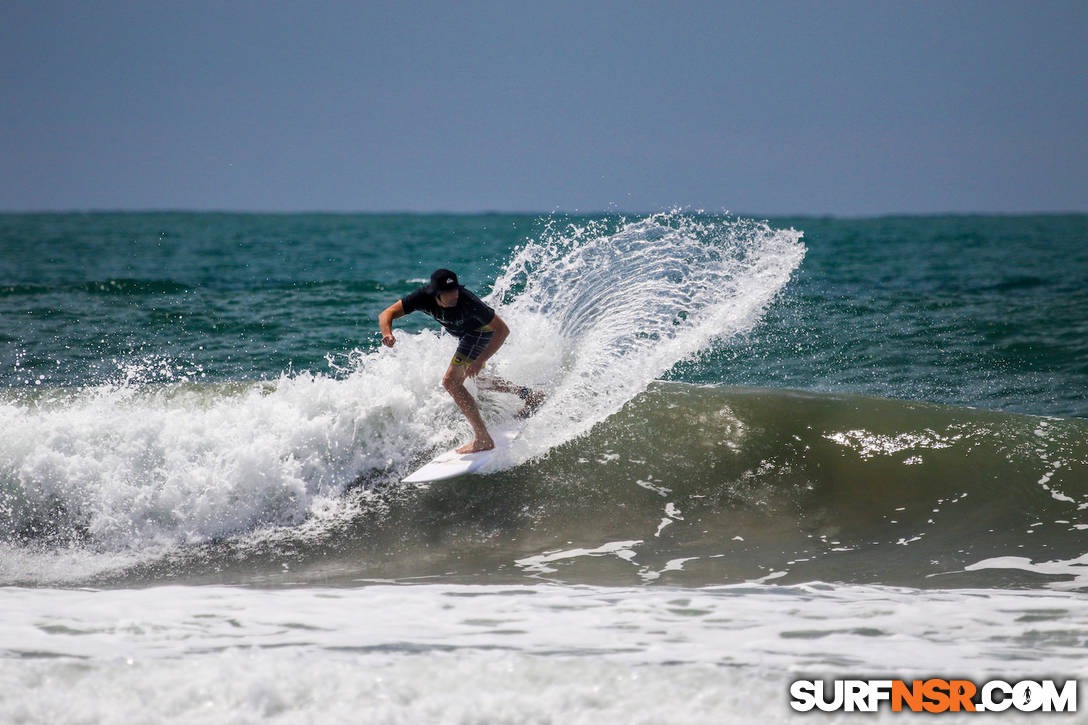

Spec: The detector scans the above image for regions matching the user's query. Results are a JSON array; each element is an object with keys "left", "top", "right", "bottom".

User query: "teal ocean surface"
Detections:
[
  {"left": 2, "top": 213, "right": 1085, "bottom": 417},
  {"left": 1, "top": 212, "right": 1085, "bottom": 723}
]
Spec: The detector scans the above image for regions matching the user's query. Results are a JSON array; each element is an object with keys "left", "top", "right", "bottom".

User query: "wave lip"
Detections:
[{"left": 484, "top": 212, "right": 806, "bottom": 465}]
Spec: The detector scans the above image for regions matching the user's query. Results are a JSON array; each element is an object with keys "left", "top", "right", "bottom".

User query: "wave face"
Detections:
[
  {"left": 3, "top": 382, "right": 1085, "bottom": 591},
  {"left": 485, "top": 384, "right": 1088, "bottom": 591}
]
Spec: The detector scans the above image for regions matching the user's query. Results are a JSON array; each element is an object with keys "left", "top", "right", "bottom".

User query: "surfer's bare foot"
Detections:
[
  {"left": 516, "top": 390, "right": 546, "bottom": 419},
  {"left": 456, "top": 437, "right": 494, "bottom": 454}
]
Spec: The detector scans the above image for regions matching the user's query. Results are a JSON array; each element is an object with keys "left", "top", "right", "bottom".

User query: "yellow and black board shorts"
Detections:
[{"left": 450, "top": 326, "right": 493, "bottom": 367}]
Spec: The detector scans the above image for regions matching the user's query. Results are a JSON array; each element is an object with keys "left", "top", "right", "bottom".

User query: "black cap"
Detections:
[{"left": 425, "top": 268, "right": 459, "bottom": 295}]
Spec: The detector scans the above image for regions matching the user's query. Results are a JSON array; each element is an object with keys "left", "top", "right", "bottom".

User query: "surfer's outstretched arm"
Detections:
[{"left": 378, "top": 300, "right": 405, "bottom": 347}]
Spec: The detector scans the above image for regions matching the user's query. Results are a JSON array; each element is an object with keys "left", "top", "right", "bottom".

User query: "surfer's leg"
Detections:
[
  {"left": 515, "top": 387, "right": 546, "bottom": 419},
  {"left": 442, "top": 363, "right": 494, "bottom": 453},
  {"left": 475, "top": 376, "right": 518, "bottom": 392},
  {"left": 475, "top": 375, "right": 546, "bottom": 418},
  {"left": 455, "top": 333, "right": 545, "bottom": 418}
]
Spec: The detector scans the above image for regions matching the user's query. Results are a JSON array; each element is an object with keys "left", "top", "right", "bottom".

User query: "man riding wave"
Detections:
[{"left": 378, "top": 268, "right": 545, "bottom": 453}]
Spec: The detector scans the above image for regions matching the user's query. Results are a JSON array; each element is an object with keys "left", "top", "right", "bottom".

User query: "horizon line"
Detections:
[{"left": 1, "top": 207, "right": 1085, "bottom": 220}]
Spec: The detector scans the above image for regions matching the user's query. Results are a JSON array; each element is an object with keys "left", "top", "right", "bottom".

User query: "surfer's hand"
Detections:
[
  {"left": 381, "top": 333, "right": 395, "bottom": 347},
  {"left": 466, "top": 360, "right": 484, "bottom": 378}
]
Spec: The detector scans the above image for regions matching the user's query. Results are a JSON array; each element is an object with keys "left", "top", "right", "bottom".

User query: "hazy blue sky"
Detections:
[{"left": 2, "top": 1, "right": 1085, "bottom": 215}]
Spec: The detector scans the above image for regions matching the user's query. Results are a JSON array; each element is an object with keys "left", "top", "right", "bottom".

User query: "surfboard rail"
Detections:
[{"left": 402, "top": 425, "right": 522, "bottom": 483}]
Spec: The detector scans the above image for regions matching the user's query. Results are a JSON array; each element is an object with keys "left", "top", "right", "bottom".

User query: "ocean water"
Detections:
[{"left": 1, "top": 212, "right": 1085, "bottom": 722}]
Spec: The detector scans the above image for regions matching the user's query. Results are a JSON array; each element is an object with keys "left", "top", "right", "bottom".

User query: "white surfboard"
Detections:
[{"left": 402, "top": 425, "right": 523, "bottom": 484}]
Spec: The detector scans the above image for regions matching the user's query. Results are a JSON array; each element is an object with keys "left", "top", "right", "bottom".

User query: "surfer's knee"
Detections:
[{"left": 442, "top": 367, "right": 465, "bottom": 392}]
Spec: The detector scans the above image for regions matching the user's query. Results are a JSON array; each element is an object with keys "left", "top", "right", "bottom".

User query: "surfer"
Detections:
[{"left": 378, "top": 268, "right": 545, "bottom": 453}]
